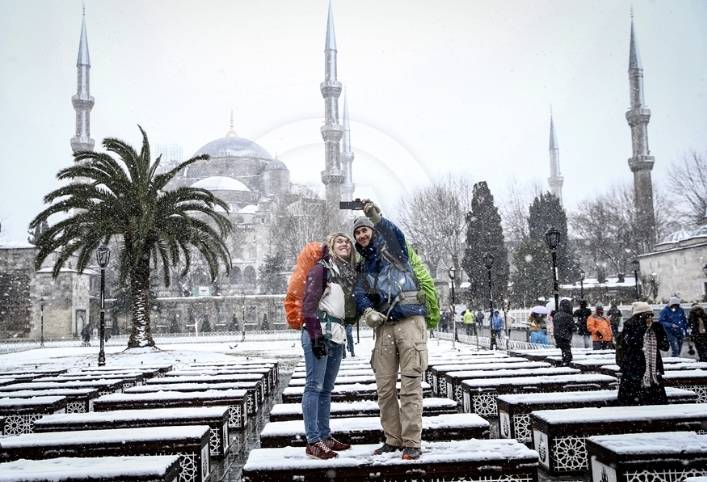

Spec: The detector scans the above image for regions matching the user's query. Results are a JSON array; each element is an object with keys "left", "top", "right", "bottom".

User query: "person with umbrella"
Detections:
[{"left": 528, "top": 306, "right": 550, "bottom": 345}]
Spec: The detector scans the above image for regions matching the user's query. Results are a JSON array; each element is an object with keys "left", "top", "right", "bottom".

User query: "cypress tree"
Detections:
[{"left": 462, "top": 181, "right": 509, "bottom": 309}]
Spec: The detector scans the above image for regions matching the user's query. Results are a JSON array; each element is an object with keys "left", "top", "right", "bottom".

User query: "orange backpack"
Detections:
[{"left": 284, "top": 242, "right": 324, "bottom": 330}]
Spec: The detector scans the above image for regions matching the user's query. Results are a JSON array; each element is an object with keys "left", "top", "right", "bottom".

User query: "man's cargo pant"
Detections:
[{"left": 370, "top": 315, "right": 428, "bottom": 448}]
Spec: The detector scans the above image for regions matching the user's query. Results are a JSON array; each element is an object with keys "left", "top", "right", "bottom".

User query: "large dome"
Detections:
[
  {"left": 191, "top": 176, "right": 251, "bottom": 192},
  {"left": 194, "top": 135, "right": 272, "bottom": 161}
]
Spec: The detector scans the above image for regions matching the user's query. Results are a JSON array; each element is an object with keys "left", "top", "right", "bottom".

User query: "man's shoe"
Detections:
[
  {"left": 323, "top": 437, "right": 351, "bottom": 451},
  {"left": 402, "top": 447, "right": 422, "bottom": 460},
  {"left": 372, "top": 443, "right": 401, "bottom": 455},
  {"left": 305, "top": 441, "right": 338, "bottom": 460}
]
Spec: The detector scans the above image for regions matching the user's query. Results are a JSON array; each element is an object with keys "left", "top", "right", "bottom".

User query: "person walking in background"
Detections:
[
  {"left": 300, "top": 233, "right": 357, "bottom": 459},
  {"left": 573, "top": 300, "right": 592, "bottom": 348},
  {"left": 528, "top": 312, "right": 549, "bottom": 345},
  {"left": 553, "top": 299, "right": 575, "bottom": 366},
  {"left": 490, "top": 310, "right": 504, "bottom": 343},
  {"left": 617, "top": 302, "right": 668, "bottom": 405},
  {"left": 659, "top": 296, "right": 688, "bottom": 357},
  {"left": 463, "top": 307, "right": 476, "bottom": 336},
  {"left": 688, "top": 304, "right": 707, "bottom": 362},
  {"left": 475, "top": 308, "right": 485, "bottom": 330},
  {"left": 342, "top": 319, "right": 356, "bottom": 358},
  {"left": 587, "top": 304, "right": 613, "bottom": 350},
  {"left": 608, "top": 301, "right": 622, "bottom": 335},
  {"left": 353, "top": 199, "right": 428, "bottom": 461}
]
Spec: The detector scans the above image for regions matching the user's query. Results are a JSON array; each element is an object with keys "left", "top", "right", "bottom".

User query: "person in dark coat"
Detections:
[
  {"left": 659, "top": 296, "right": 688, "bottom": 357},
  {"left": 688, "top": 304, "right": 707, "bottom": 362},
  {"left": 573, "top": 300, "right": 592, "bottom": 348},
  {"left": 553, "top": 299, "right": 575, "bottom": 366},
  {"left": 617, "top": 302, "right": 669, "bottom": 405}
]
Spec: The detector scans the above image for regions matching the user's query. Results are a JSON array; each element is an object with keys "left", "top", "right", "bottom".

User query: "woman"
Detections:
[
  {"left": 301, "top": 233, "right": 357, "bottom": 459},
  {"left": 688, "top": 304, "right": 707, "bottom": 362},
  {"left": 528, "top": 312, "right": 549, "bottom": 345},
  {"left": 617, "top": 301, "right": 669, "bottom": 406}
]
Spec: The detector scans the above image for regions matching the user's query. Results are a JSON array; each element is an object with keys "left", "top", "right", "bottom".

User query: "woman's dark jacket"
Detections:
[{"left": 619, "top": 316, "right": 669, "bottom": 378}]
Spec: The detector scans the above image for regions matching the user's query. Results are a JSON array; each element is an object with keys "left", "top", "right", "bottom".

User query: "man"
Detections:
[
  {"left": 587, "top": 304, "right": 614, "bottom": 350},
  {"left": 353, "top": 199, "right": 428, "bottom": 461},
  {"left": 573, "top": 300, "right": 592, "bottom": 348},
  {"left": 463, "top": 307, "right": 476, "bottom": 336},
  {"left": 490, "top": 310, "right": 504, "bottom": 349},
  {"left": 659, "top": 296, "right": 688, "bottom": 357},
  {"left": 553, "top": 299, "right": 575, "bottom": 365},
  {"left": 607, "top": 302, "right": 622, "bottom": 335}
]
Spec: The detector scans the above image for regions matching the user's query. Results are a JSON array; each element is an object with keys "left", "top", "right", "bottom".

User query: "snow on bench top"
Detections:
[
  {"left": 270, "top": 397, "right": 457, "bottom": 416},
  {"left": 662, "top": 370, "right": 707, "bottom": 379},
  {"left": 282, "top": 381, "right": 431, "bottom": 395},
  {"left": 461, "top": 373, "right": 616, "bottom": 388},
  {"left": 533, "top": 403, "right": 707, "bottom": 424},
  {"left": 261, "top": 413, "right": 488, "bottom": 437},
  {"left": 96, "top": 389, "right": 247, "bottom": 402},
  {"left": 497, "top": 387, "right": 696, "bottom": 405},
  {"left": 244, "top": 439, "right": 537, "bottom": 470},
  {"left": 663, "top": 357, "right": 698, "bottom": 363},
  {"left": 0, "top": 455, "right": 181, "bottom": 481},
  {"left": 36, "top": 406, "right": 230, "bottom": 425},
  {"left": 0, "top": 396, "right": 65, "bottom": 407},
  {"left": 685, "top": 477, "right": 707, "bottom": 482},
  {"left": 288, "top": 375, "right": 380, "bottom": 386},
  {"left": 196, "top": 358, "right": 277, "bottom": 365},
  {"left": 587, "top": 431, "right": 707, "bottom": 455},
  {"left": 1, "top": 381, "right": 119, "bottom": 390},
  {"left": 78, "top": 365, "right": 172, "bottom": 371},
  {"left": 0, "top": 388, "right": 98, "bottom": 397},
  {"left": 127, "top": 382, "right": 257, "bottom": 393},
  {"left": 0, "top": 425, "right": 210, "bottom": 448},
  {"left": 431, "top": 359, "right": 530, "bottom": 370},
  {"left": 446, "top": 367, "right": 580, "bottom": 379},
  {"left": 291, "top": 369, "right": 372, "bottom": 377},
  {"left": 159, "top": 373, "right": 263, "bottom": 381},
  {"left": 167, "top": 368, "right": 269, "bottom": 376},
  {"left": 442, "top": 362, "right": 551, "bottom": 374}
]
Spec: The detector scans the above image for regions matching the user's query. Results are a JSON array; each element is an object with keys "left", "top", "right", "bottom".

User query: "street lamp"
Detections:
[
  {"left": 632, "top": 259, "right": 640, "bottom": 301},
  {"left": 483, "top": 252, "right": 495, "bottom": 349},
  {"left": 96, "top": 244, "right": 111, "bottom": 366},
  {"left": 448, "top": 265, "right": 457, "bottom": 346},
  {"left": 39, "top": 297, "right": 45, "bottom": 348},
  {"left": 579, "top": 269, "right": 585, "bottom": 301},
  {"left": 544, "top": 227, "right": 561, "bottom": 317},
  {"left": 703, "top": 264, "right": 707, "bottom": 278}
]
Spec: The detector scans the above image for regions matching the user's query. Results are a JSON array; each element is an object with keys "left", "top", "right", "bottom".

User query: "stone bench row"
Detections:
[
  {"left": 268, "top": 398, "right": 459, "bottom": 422},
  {"left": 281, "top": 381, "right": 432, "bottom": 404}
]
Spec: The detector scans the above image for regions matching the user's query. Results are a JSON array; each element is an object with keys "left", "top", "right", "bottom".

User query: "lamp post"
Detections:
[
  {"left": 39, "top": 297, "right": 45, "bottom": 348},
  {"left": 579, "top": 269, "right": 585, "bottom": 301},
  {"left": 544, "top": 228, "right": 561, "bottom": 317},
  {"left": 448, "top": 265, "right": 457, "bottom": 346},
  {"left": 483, "top": 252, "right": 495, "bottom": 349},
  {"left": 632, "top": 259, "right": 640, "bottom": 301},
  {"left": 96, "top": 244, "right": 111, "bottom": 366}
]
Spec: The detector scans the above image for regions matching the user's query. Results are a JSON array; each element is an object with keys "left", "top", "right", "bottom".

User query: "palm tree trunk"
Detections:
[{"left": 128, "top": 256, "right": 155, "bottom": 347}]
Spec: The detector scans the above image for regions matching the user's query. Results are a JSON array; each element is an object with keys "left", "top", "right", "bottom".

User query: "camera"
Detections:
[{"left": 339, "top": 198, "right": 364, "bottom": 210}]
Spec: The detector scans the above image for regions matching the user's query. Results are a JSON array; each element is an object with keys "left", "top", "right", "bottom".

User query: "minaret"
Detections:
[
  {"left": 341, "top": 91, "right": 355, "bottom": 203},
  {"left": 625, "top": 13, "right": 656, "bottom": 251},
  {"left": 70, "top": 7, "right": 95, "bottom": 154},
  {"left": 320, "top": 0, "right": 344, "bottom": 230},
  {"left": 547, "top": 112, "right": 563, "bottom": 204}
]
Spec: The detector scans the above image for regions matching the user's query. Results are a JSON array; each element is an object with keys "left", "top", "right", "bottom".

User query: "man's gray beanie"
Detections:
[{"left": 353, "top": 216, "right": 374, "bottom": 234}]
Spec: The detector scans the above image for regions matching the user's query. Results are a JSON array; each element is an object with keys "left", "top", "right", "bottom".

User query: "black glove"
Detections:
[{"left": 312, "top": 335, "right": 327, "bottom": 359}]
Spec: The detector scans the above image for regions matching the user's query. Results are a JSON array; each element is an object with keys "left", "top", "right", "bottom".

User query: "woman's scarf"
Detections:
[
  {"left": 331, "top": 256, "right": 358, "bottom": 320},
  {"left": 642, "top": 326, "right": 659, "bottom": 387}
]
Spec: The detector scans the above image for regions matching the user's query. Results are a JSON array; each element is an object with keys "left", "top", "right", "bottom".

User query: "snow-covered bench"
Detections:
[
  {"left": 0, "top": 380, "right": 124, "bottom": 397},
  {"left": 79, "top": 367, "right": 164, "bottom": 380},
  {"left": 511, "top": 348, "right": 613, "bottom": 363},
  {"left": 0, "top": 388, "right": 99, "bottom": 413},
  {"left": 130, "top": 380, "right": 261, "bottom": 415},
  {"left": 269, "top": 397, "right": 459, "bottom": 422},
  {"left": 586, "top": 431, "right": 707, "bottom": 482},
  {"left": 0, "top": 425, "right": 211, "bottom": 482},
  {"left": 497, "top": 387, "right": 698, "bottom": 443},
  {"left": 598, "top": 361, "right": 707, "bottom": 378},
  {"left": 260, "top": 413, "right": 489, "bottom": 448},
  {"left": 290, "top": 367, "right": 375, "bottom": 379},
  {"left": 92, "top": 389, "right": 248, "bottom": 430},
  {"left": 33, "top": 373, "right": 145, "bottom": 390},
  {"left": 0, "top": 455, "right": 182, "bottom": 482},
  {"left": 242, "top": 439, "right": 538, "bottom": 482},
  {"left": 461, "top": 373, "right": 618, "bottom": 417},
  {"left": 440, "top": 365, "right": 573, "bottom": 402},
  {"left": 80, "top": 364, "right": 173, "bottom": 377},
  {"left": 0, "top": 396, "right": 67, "bottom": 436},
  {"left": 175, "top": 365, "right": 278, "bottom": 392},
  {"left": 0, "top": 369, "right": 68, "bottom": 378},
  {"left": 659, "top": 370, "right": 707, "bottom": 402},
  {"left": 193, "top": 359, "right": 278, "bottom": 383},
  {"left": 428, "top": 358, "right": 533, "bottom": 394},
  {"left": 532, "top": 403, "right": 707, "bottom": 475},
  {"left": 34, "top": 406, "right": 231, "bottom": 458},
  {"left": 147, "top": 373, "right": 267, "bottom": 405},
  {"left": 287, "top": 374, "right": 385, "bottom": 387},
  {"left": 281, "top": 381, "right": 432, "bottom": 404}
]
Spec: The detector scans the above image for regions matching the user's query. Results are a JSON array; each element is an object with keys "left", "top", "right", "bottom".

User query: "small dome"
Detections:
[
  {"left": 191, "top": 176, "right": 251, "bottom": 192},
  {"left": 194, "top": 136, "right": 272, "bottom": 160},
  {"left": 266, "top": 158, "right": 288, "bottom": 171},
  {"left": 240, "top": 204, "right": 258, "bottom": 214}
]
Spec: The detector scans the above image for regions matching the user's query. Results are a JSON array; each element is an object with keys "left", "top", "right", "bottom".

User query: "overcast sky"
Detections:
[{"left": 1, "top": 0, "right": 706, "bottom": 243}]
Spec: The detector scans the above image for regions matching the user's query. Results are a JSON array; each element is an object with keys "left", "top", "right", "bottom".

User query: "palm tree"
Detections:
[{"left": 30, "top": 126, "right": 233, "bottom": 347}]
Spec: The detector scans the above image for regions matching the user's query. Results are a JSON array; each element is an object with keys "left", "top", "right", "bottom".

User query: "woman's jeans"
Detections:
[
  {"left": 667, "top": 332, "right": 684, "bottom": 357},
  {"left": 301, "top": 330, "right": 343, "bottom": 444}
]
